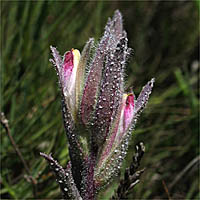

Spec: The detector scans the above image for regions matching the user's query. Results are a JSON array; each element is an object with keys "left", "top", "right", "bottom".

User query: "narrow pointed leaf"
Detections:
[
  {"left": 40, "top": 153, "right": 82, "bottom": 200},
  {"left": 61, "top": 96, "right": 85, "bottom": 193},
  {"left": 80, "top": 10, "right": 124, "bottom": 126},
  {"left": 50, "top": 46, "right": 63, "bottom": 73},
  {"left": 93, "top": 35, "right": 130, "bottom": 149},
  {"left": 75, "top": 38, "right": 95, "bottom": 115},
  {"left": 135, "top": 78, "right": 155, "bottom": 115}
]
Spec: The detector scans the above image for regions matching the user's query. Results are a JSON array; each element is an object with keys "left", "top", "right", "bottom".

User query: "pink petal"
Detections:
[
  {"left": 63, "top": 50, "right": 74, "bottom": 81},
  {"left": 123, "top": 94, "right": 135, "bottom": 131}
]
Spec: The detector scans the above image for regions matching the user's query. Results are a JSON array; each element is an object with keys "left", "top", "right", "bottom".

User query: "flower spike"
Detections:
[{"left": 41, "top": 10, "right": 154, "bottom": 200}]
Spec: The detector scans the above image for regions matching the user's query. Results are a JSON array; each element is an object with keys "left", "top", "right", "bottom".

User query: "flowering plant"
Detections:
[{"left": 41, "top": 10, "right": 154, "bottom": 200}]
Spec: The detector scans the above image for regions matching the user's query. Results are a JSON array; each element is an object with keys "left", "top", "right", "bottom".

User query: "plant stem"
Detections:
[{"left": 0, "top": 112, "right": 37, "bottom": 198}]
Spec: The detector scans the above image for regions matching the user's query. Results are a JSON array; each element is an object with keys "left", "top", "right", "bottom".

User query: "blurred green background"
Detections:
[{"left": 1, "top": 1, "right": 199, "bottom": 199}]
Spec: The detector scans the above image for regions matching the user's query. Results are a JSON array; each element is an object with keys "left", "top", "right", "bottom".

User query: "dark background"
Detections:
[{"left": 1, "top": 1, "right": 199, "bottom": 199}]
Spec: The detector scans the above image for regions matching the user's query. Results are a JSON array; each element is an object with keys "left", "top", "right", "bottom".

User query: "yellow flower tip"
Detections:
[
  {"left": 123, "top": 93, "right": 128, "bottom": 99},
  {"left": 72, "top": 49, "right": 81, "bottom": 68},
  {"left": 127, "top": 93, "right": 133, "bottom": 96}
]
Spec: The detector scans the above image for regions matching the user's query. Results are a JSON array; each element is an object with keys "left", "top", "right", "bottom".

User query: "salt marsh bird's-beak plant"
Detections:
[{"left": 40, "top": 10, "right": 154, "bottom": 200}]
